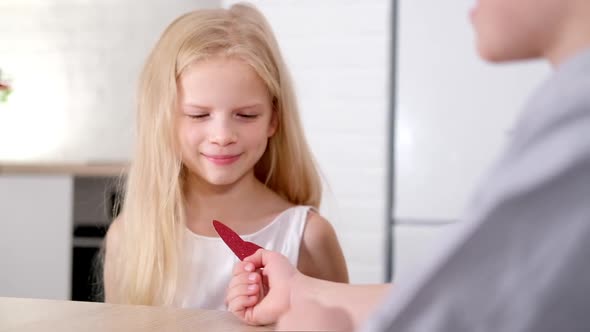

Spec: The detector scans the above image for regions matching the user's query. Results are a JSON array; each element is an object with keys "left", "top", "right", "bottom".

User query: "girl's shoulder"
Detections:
[
  {"left": 298, "top": 210, "right": 349, "bottom": 282},
  {"left": 301, "top": 209, "right": 337, "bottom": 246}
]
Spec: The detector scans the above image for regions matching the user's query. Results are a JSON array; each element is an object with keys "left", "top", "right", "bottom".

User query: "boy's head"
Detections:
[{"left": 470, "top": 0, "right": 590, "bottom": 64}]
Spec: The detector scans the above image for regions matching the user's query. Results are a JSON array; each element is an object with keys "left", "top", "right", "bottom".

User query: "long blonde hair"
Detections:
[{"left": 111, "top": 2, "right": 322, "bottom": 305}]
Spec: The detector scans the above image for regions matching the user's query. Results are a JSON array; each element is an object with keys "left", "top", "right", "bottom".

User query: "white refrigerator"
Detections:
[{"left": 389, "top": 0, "right": 550, "bottom": 283}]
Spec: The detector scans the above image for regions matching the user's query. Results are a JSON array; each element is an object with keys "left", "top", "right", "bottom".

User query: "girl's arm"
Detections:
[{"left": 297, "top": 211, "right": 349, "bottom": 283}]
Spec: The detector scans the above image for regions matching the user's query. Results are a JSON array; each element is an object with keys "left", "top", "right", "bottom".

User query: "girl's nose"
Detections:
[{"left": 208, "top": 120, "right": 237, "bottom": 146}]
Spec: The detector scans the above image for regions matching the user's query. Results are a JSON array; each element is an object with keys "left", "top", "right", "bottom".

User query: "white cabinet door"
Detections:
[{"left": 0, "top": 175, "right": 72, "bottom": 300}]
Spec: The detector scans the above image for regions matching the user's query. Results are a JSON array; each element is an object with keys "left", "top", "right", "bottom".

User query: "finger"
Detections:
[
  {"left": 233, "top": 261, "right": 255, "bottom": 276},
  {"left": 227, "top": 295, "right": 259, "bottom": 314},
  {"left": 243, "top": 248, "right": 266, "bottom": 267},
  {"left": 226, "top": 282, "right": 260, "bottom": 305},
  {"left": 228, "top": 271, "right": 260, "bottom": 290}
]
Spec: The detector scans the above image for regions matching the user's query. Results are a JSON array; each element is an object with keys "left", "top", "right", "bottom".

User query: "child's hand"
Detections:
[
  {"left": 226, "top": 261, "right": 264, "bottom": 322},
  {"left": 229, "top": 249, "right": 299, "bottom": 326}
]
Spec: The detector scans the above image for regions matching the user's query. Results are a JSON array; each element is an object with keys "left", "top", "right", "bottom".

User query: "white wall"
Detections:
[
  {"left": 392, "top": 0, "right": 550, "bottom": 284},
  {"left": 0, "top": 0, "right": 218, "bottom": 163},
  {"left": 222, "top": 0, "right": 391, "bottom": 283}
]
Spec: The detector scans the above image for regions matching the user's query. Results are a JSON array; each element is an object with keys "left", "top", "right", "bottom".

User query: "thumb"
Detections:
[{"left": 244, "top": 248, "right": 265, "bottom": 268}]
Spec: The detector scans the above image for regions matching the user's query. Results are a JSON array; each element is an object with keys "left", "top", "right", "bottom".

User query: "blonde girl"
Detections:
[{"left": 103, "top": 2, "right": 348, "bottom": 310}]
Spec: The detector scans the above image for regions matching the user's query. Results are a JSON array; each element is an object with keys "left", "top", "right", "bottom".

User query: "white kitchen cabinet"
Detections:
[
  {"left": 0, "top": 164, "right": 124, "bottom": 300},
  {"left": 0, "top": 174, "right": 72, "bottom": 300}
]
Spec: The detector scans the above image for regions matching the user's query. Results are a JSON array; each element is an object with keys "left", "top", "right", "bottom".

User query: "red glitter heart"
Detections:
[{"left": 213, "top": 220, "right": 263, "bottom": 260}]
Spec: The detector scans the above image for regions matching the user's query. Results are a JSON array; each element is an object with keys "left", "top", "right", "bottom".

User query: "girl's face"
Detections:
[
  {"left": 470, "top": 0, "right": 566, "bottom": 62},
  {"left": 176, "top": 57, "right": 277, "bottom": 187}
]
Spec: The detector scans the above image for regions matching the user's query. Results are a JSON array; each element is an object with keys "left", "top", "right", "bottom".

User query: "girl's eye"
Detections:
[
  {"left": 237, "top": 114, "right": 259, "bottom": 119},
  {"left": 188, "top": 113, "right": 209, "bottom": 119}
]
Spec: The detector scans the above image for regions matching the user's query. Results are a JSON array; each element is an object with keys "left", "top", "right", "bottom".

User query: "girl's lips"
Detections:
[{"left": 202, "top": 153, "right": 241, "bottom": 165}]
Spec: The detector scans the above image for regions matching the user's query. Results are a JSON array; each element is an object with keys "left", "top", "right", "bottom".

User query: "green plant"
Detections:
[{"left": 0, "top": 68, "right": 12, "bottom": 103}]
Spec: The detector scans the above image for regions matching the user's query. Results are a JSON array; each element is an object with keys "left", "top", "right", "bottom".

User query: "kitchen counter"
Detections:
[{"left": 0, "top": 162, "right": 128, "bottom": 176}]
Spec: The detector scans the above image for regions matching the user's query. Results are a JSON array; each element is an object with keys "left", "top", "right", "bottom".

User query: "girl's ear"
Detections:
[{"left": 268, "top": 109, "right": 279, "bottom": 138}]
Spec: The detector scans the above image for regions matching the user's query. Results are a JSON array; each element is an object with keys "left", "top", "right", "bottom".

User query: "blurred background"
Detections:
[{"left": 0, "top": 0, "right": 548, "bottom": 302}]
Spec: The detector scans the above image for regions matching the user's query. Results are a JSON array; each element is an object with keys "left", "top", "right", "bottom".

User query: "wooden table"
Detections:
[{"left": 0, "top": 297, "right": 273, "bottom": 332}]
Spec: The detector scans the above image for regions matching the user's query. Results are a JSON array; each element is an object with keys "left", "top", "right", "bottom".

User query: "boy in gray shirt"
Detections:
[
  {"left": 362, "top": 45, "right": 590, "bottom": 332},
  {"left": 226, "top": 0, "right": 590, "bottom": 330}
]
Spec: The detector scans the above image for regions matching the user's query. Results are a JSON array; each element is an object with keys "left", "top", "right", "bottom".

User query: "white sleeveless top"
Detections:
[{"left": 174, "top": 205, "right": 311, "bottom": 310}]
